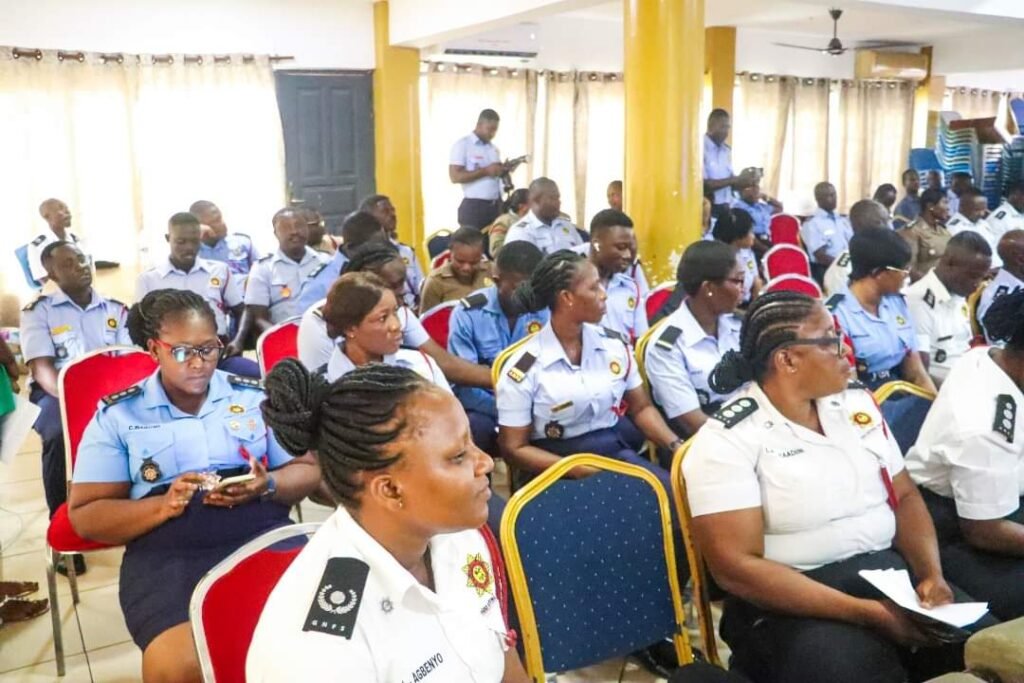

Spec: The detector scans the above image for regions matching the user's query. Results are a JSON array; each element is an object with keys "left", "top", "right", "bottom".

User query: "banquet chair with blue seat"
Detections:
[
  {"left": 874, "top": 380, "right": 936, "bottom": 456},
  {"left": 501, "top": 454, "right": 692, "bottom": 680}
]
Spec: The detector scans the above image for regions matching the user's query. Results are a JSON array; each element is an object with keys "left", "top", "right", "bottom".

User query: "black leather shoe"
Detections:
[
  {"left": 55, "top": 554, "right": 87, "bottom": 577},
  {"left": 631, "top": 639, "right": 679, "bottom": 678}
]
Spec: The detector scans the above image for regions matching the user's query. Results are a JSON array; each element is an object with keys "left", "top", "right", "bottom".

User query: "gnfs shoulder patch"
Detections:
[
  {"left": 993, "top": 394, "right": 1016, "bottom": 444},
  {"left": 302, "top": 557, "right": 369, "bottom": 639},
  {"left": 228, "top": 375, "right": 264, "bottom": 390},
  {"left": 460, "top": 291, "right": 488, "bottom": 309},
  {"left": 655, "top": 325, "right": 682, "bottom": 351},
  {"left": 710, "top": 398, "right": 759, "bottom": 429},
  {"left": 506, "top": 352, "right": 536, "bottom": 383},
  {"left": 102, "top": 385, "right": 142, "bottom": 406},
  {"left": 825, "top": 293, "right": 845, "bottom": 312}
]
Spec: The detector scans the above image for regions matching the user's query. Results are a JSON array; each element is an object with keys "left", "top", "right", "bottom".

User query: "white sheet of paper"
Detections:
[
  {"left": 859, "top": 568, "right": 989, "bottom": 628},
  {"left": 0, "top": 395, "right": 41, "bottom": 465}
]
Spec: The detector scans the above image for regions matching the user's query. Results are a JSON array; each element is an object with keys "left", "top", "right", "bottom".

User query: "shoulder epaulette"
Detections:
[
  {"left": 233, "top": 232, "right": 251, "bottom": 239},
  {"left": 655, "top": 325, "right": 682, "bottom": 350},
  {"left": 847, "top": 379, "right": 867, "bottom": 390},
  {"left": 31, "top": 234, "right": 47, "bottom": 246},
  {"left": 825, "top": 293, "right": 844, "bottom": 312},
  {"left": 602, "top": 327, "right": 628, "bottom": 344},
  {"left": 923, "top": 289, "right": 935, "bottom": 309},
  {"left": 22, "top": 297, "right": 45, "bottom": 312},
  {"left": 949, "top": 218, "right": 962, "bottom": 226},
  {"left": 994, "top": 394, "right": 1016, "bottom": 443},
  {"left": 710, "top": 397, "right": 758, "bottom": 429},
  {"left": 995, "top": 284, "right": 1009, "bottom": 299},
  {"left": 257, "top": 254, "right": 272, "bottom": 262},
  {"left": 312, "top": 306, "right": 324, "bottom": 320},
  {"left": 228, "top": 375, "right": 264, "bottom": 390},
  {"left": 996, "top": 211, "right": 1007, "bottom": 220},
  {"left": 307, "top": 262, "right": 327, "bottom": 279},
  {"left": 836, "top": 252, "right": 851, "bottom": 268},
  {"left": 506, "top": 352, "right": 536, "bottom": 383},
  {"left": 102, "top": 384, "right": 142, "bottom": 406},
  {"left": 302, "top": 557, "right": 368, "bottom": 639},
  {"left": 107, "top": 297, "right": 126, "bottom": 308},
  {"left": 460, "top": 291, "right": 488, "bottom": 309}
]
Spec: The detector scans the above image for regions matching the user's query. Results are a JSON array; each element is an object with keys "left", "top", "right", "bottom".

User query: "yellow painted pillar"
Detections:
[
  {"left": 373, "top": 1, "right": 424, "bottom": 262},
  {"left": 705, "top": 26, "right": 736, "bottom": 125},
  {"left": 624, "top": 0, "right": 705, "bottom": 283}
]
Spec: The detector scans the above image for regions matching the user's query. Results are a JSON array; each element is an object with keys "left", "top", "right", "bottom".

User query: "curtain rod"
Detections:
[{"left": 11, "top": 47, "right": 294, "bottom": 64}]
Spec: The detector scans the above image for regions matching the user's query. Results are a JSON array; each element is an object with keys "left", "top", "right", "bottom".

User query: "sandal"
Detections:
[
  {"left": 0, "top": 581, "right": 38, "bottom": 599},
  {"left": 0, "top": 597, "right": 50, "bottom": 626}
]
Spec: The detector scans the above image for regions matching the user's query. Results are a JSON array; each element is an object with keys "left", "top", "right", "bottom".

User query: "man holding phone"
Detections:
[{"left": 450, "top": 109, "right": 524, "bottom": 230}]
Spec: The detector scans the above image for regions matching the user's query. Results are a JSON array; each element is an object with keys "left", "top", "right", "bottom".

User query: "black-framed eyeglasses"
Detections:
[
  {"left": 153, "top": 338, "right": 223, "bottom": 364},
  {"left": 883, "top": 266, "right": 911, "bottom": 277},
  {"left": 776, "top": 335, "right": 843, "bottom": 358}
]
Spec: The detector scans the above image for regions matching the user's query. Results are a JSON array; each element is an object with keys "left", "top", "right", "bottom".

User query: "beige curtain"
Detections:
[
  {"left": 831, "top": 80, "right": 914, "bottom": 210},
  {"left": 419, "top": 64, "right": 537, "bottom": 236},
  {"left": 777, "top": 78, "right": 830, "bottom": 211},
  {"left": 0, "top": 50, "right": 286, "bottom": 304},
  {"left": 578, "top": 74, "right": 624, "bottom": 225},
  {"left": 946, "top": 87, "right": 1002, "bottom": 120},
  {"left": 537, "top": 72, "right": 579, "bottom": 222},
  {"left": 732, "top": 73, "right": 795, "bottom": 197}
]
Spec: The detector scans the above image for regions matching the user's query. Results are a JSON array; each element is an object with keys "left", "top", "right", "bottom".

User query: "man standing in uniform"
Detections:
[
  {"left": 703, "top": 109, "right": 754, "bottom": 220},
  {"left": 504, "top": 178, "right": 582, "bottom": 254},
  {"left": 21, "top": 241, "right": 130, "bottom": 573},
  {"left": 135, "top": 212, "right": 258, "bottom": 377},
  {"left": 192, "top": 200, "right": 260, "bottom": 279},
  {"left": 449, "top": 109, "right": 513, "bottom": 230},
  {"left": 419, "top": 227, "right": 492, "bottom": 313},
  {"left": 988, "top": 182, "right": 1024, "bottom": 241},
  {"left": 360, "top": 194, "right": 424, "bottom": 309},
  {"left": 26, "top": 199, "right": 89, "bottom": 286},
  {"left": 893, "top": 169, "right": 922, "bottom": 230},
  {"left": 906, "top": 232, "right": 992, "bottom": 385},
  {"left": 801, "top": 181, "right": 853, "bottom": 282}
]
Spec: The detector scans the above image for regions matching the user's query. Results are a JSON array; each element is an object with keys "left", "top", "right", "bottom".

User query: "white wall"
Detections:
[{"left": 0, "top": 0, "right": 376, "bottom": 69}]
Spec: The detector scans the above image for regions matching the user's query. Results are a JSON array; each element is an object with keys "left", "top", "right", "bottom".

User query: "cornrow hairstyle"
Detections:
[
  {"left": 322, "top": 272, "right": 390, "bottom": 336},
  {"left": 261, "top": 359, "right": 433, "bottom": 505},
  {"left": 983, "top": 288, "right": 1024, "bottom": 351},
  {"left": 127, "top": 288, "right": 218, "bottom": 348},
  {"left": 512, "top": 249, "right": 586, "bottom": 313},
  {"left": 342, "top": 241, "right": 402, "bottom": 275},
  {"left": 708, "top": 291, "right": 819, "bottom": 394},
  {"left": 495, "top": 240, "right": 543, "bottom": 277},
  {"left": 653, "top": 240, "right": 737, "bottom": 324},
  {"left": 450, "top": 226, "right": 485, "bottom": 249}
]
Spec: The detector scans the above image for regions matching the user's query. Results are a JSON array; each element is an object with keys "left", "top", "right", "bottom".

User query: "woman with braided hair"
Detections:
[
  {"left": 683, "top": 291, "right": 993, "bottom": 683},
  {"left": 248, "top": 360, "right": 529, "bottom": 682},
  {"left": 68, "top": 289, "right": 320, "bottom": 683},
  {"left": 495, "top": 249, "right": 681, "bottom": 487}
]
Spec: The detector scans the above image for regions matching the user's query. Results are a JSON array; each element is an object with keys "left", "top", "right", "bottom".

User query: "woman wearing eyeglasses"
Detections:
[
  {"left": 684, "top": 291, "right": 992, "bottom": 683},
  {"left": 67, "top": 289, "right": 321, "bottom": 683},
  {"left": 827, "top": 227, "right": 936, "bottom": 393},
  {"left": 643, "top": 241, "right": 744, "bottom": 456}
]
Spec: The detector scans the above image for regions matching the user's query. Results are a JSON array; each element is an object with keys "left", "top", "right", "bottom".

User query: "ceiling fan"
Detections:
[{"left": 774, "top": 7, "right": 920, "bottom": 56}]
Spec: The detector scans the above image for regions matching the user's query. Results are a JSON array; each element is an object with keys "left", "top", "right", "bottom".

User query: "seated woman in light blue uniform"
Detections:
[
  {"left": 828, "top": 227, "right": 937, "bottom": 393},
  {"left": 321, "top": 271, "right": 449, "bottom": 389},
  {"left": 643, "top": 242, "right": 743, "bottom": 457},
  {"left": 67, "top": 289, "right": 321, "bottom": 683},
  {"left": 495, "top": 250, "right": 682, "bottom": 488}
]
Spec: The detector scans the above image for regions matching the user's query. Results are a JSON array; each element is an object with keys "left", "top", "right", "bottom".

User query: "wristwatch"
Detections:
[{"left": 261, "top": 474, "right": 277, "bottom": 502}]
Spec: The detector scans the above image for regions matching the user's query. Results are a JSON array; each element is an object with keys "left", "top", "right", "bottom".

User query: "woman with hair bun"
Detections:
[
  {"left": 683, "top": 291, "right": 992, "bottom": 683},
  {"left": 494, "top": 249, "right": 681, "bottom": 486},
  {"left": 68, "top": 289, "right": 321, "bottom": 683},
  {"left": 248, "top": 360, "right": 529, "bottom": 682},
  {"left": 905, "top": 288, "right": 1024, "bottom": 621}
]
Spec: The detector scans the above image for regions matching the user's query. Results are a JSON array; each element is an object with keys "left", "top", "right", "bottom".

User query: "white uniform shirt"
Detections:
[
  {"left": 987, "top": 202, "right": 1024, "bottom": 241},
  {"left": 643, "top": 303, "right": 741, "bottom": 419},
  {"left": 978, "top": 269, "right": 1024, "bottom": 343},
  {"left": 736, "top": 247, "right": 758, "bottom": 304},
  {"left": 496, "top": 322, "right": 641, "bottom": 441},
  {"left": 684, "top": 382, "right": 904, "bottom": 571},
  {"left": 135, "top": 258, "right": 241, "bottom": 336},
  {"left": 906, "top": 347, "right": 1024, "bottom": 520},
  {"left": 26, "top": 229, "right": 88, "bottom": 284},
  {"left": 325, "top": 345, "right": 450, "bottom": 392},
  {"left": 823, "top": 251, "right": 852, "bottom": 297},
  {"left": 449, "top": 132, "right": 502, "bottom": 201},
  {"left": 393, "top": 239, "right": 425, "bottom": 308},
  {"left": 504, "top": 211, "right": 583, "bottom": 255},
  {"left": 947, "top": 213, "right": 1002, "bottom": 268},
  {"left": 569, "top": 243, "right": 647, "bottom": 342},
  {"left": 247, "top": 507, "right": 508, "bottom": 683},
  {"left": 244, "top": 248, "right": 329, "bottom": 324},
  {"left": 905, "top": 268, "right": 971, "bottom": 383},
  {"left": 297, "top": 298, "right": 430, "bottom": 371}
]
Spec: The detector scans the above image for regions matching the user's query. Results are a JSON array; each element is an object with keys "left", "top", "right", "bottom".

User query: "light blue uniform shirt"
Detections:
[
  {"left": 244, "top": 247, "right": 329, "bottom": 324},
  {"left": 504, "top": 211, "right": 583, "bottom": 255},
  {"left": 643, "top": 301, "right": 742, "bottom": 419},
  {"left": 20, "top": 288, "right": 130, "bottom": 372},
  {"left": 603, "top": 271, "right": 648, "bottom": 343},
  {"left": 73, "top": 370, "right": 293, "bottom": 500},
  {"left": 393, "top": 239, "right": 425, "bottom": 308},
  {"left": 703, "top": 134, "right": 734, "bottom": 205},
  {"left": 731, "top": 198, "right": 773, "bottom": 237},
  {"left": 800, "top": 209, "right": 854, "bottom": 261},
  {"left": 448, "top": 286, "right": 549, "bottom": 418},
  {"left": 449, "top": 133, "right": 502, "bottom": 201},
  {"left": 325, "top": 345, "right": 450, "bottom": 392},
  {"left": 135, "top": 258, "right": 241, "bottom": 336},
  {"left": 829, "top": 287, "right": 917, "bottom": 375},
  {"left": 296, "top": 249, "right": 348, "bottom": 314},
  {"left": 199, "top": 233, "right": 260, "bottom": 276},
  {"left": 496, "top": 322, "right": 641, "bottom": 441}
]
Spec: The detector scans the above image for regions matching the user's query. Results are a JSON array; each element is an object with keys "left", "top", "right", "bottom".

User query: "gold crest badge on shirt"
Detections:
[
  {"left": 852, "top": 412, "right": 873, "bottom": 427},
  {"left": 609, "top": 360, "right": 622, "bottom": 376},
  {"left": 627, "top": 296, "right": 636, "bottom": 310},
  {"left": 527, "top": 321, "right": 542, "bottom": 334},
  {"left": 106, "top": 317, "right": 117, "bottom": 329},
  {"left": 462, "top": 553, "right": 493, "bottom": 596},
  {"left": 210, "top": 276, "right": 221, "bottom": 287}
]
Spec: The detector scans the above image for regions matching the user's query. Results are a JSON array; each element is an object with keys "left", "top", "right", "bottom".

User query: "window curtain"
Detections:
[
  {"left": 0, "top": 50, "right": 286, "bottom": 304},
  {"left": 419, "top": 64, "right": 536, "bottom": 236},
  {"left": 945, "top": 87, "right": 1003, "bottom": 120},
  {"left": 831, "top": 80, "right": 914, "bottom": 210},
  {"left": 732, "top": 74, "right": 795, "bottom": 198},
  {"left": 777, "top": 78, "right": 830, "bottom": 211},
  {"left": 577, "top": 74, "right": 624, "bottom": 225}
]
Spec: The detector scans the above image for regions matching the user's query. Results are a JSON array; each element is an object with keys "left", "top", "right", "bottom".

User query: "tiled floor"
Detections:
[{"left": 0, "top": 432, "right": 680, "bottom": 681}]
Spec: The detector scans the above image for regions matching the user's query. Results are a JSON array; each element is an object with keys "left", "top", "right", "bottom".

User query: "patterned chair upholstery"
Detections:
[{"left": 874, "top": 381, "right": 936, "bottom": 456}]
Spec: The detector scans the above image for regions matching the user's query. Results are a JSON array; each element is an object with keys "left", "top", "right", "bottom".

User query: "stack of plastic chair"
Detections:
[
  {"left": 935, "top": 112, "right": 977, "bottom": 181},
  {"left": 908, "top": 148, "right": 943, "bottom": 188}
]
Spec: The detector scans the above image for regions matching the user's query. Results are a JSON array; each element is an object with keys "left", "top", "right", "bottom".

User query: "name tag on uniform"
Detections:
[
  {"left": 51, "top": 324, "right": 72, "bottom": 335},
  {"left": 551, "top": 401, "right": 573, "bottom": 413}
]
